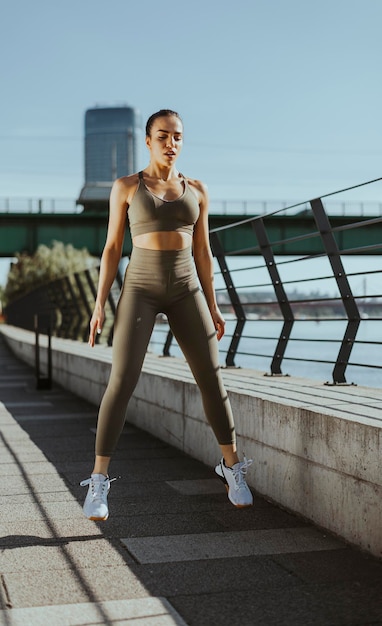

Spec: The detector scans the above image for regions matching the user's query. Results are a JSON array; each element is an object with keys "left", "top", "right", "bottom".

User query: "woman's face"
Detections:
[{"left": 146, "top": 115, "right": 183, "bottom": 167}]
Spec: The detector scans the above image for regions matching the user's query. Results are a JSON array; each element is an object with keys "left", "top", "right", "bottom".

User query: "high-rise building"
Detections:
[{"left": 77, "top": 105, "right": 142, "bottom": 211}]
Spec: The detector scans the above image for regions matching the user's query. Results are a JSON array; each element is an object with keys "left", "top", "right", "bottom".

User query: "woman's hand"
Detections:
[
  {"left": 211, "top": 306, "right": 226, "bottom": 341},
  {"left": 88, "top": 303, "right": 105, "bottom": 347}
]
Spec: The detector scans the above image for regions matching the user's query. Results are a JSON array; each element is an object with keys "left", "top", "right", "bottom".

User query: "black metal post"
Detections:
[
  {"left": 310, "top": 198, "right": 361, "bottom": 384},
  {"left": 63, "top": 276, "right": 83, "bottom": 340},
  {"left": 74, "top": 272, "right": 94, "bottom": 342},
  {"left": 84, "top": 268, "right": 103, "bottom": 345},
  {"left": 34, "top": 314, "right": 52, "bottom": 390},
  {"left": 251, "top": 218, "right": 294, "bottom": 375},
  {"left": 106, "top": 269, "right": 123, "bottom": 347},
  {"left": 163, "top": 329, "right": 174, "bottom": 356},
  {"left": 210, "top": 231, "right": 246, "bottom": 367}
]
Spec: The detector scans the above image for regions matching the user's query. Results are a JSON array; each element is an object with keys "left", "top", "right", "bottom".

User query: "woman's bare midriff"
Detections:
[{"left": 133, "top": 231, "right": 192, "bottom": 250}]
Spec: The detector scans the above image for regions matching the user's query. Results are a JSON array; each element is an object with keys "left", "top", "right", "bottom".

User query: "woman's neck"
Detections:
[{"left": 145, "top": 164, "right": 180, "bottom": 181}]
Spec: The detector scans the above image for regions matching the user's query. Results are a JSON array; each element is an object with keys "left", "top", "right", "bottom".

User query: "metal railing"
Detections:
[
  {"left": 0, "top": 197, "right": 81, "bottom": 214},
  {"left": 208, "top": 198, "right": 382, "bottom": 217},
  {"left": 3, "top": 176, "right": 382, "bottom": 387},
  {"left": 1, "top": 195, "right": 382, "bottom": 217},
  {"left": 151, "top": 176, "right": 382, "bottom": 387}
]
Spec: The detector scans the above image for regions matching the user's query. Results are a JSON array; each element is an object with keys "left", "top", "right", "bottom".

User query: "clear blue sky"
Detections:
[{"left": 1, "top": 0, "right": 381, "bottom": 206}]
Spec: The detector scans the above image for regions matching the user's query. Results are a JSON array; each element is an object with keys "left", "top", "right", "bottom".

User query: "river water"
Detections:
[{"left": 149, "top": 317, "right": 382, "bottom": 389}]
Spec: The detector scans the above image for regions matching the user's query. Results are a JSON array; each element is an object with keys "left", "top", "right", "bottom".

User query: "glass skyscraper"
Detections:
[{"left": 77, "top": 105, "right": 142, "bottom": 211}]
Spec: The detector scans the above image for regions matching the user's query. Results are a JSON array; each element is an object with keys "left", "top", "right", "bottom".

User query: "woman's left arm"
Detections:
[{"left": 192, "top": 180, "right": 226, "bottom": 340}]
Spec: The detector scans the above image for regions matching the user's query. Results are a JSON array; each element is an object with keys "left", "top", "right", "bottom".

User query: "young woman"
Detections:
[{"left": 81, "top": 109, "right": 253, "bottom": 520}]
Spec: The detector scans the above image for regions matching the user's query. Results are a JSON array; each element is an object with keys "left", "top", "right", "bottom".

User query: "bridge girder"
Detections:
[{"left": 0, "top": 212, "right": 379, "bottom": 257}]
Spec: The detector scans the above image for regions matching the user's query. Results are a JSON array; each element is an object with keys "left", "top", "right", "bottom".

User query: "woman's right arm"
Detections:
[{"left": 88, "top": 177, "right": 130, "bottom": 347}]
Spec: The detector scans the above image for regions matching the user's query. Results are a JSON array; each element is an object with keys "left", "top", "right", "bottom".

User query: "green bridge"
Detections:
[{"left": 1, "top": 208, "right": 381, "bottom": 257}]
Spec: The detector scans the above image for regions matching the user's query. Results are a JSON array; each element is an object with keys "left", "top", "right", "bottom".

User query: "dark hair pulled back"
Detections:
[{"left": 145, "top": 109, "right": 183, "bottom": 137}]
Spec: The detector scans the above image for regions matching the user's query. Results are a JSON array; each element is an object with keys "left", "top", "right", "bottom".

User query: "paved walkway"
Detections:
[{"left": 1, "top": 335, "right": 382, "bottom": 626}]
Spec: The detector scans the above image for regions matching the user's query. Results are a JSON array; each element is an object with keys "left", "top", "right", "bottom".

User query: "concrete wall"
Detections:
[{"left": 2, "top": 324, "right": 382, "bottom": 559}]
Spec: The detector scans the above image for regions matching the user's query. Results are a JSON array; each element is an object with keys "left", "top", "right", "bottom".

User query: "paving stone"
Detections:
[
  {"left": 0, "top": 520, "right": 103, "bottom": 545},
  {"left": 168, "top": 583, "right": 382, "bottom": 626},
  {"left": 0, "top": 598, "right": 187, "bottom": 626},
  {"left": 166, "top": 478, "right": 226, "bottom": 495},
  {"left": 122, "top": 527, "right": 343, "bottom": 564},
  {"left": 2, "top": 566, "right": 149, "bottom": 608}
]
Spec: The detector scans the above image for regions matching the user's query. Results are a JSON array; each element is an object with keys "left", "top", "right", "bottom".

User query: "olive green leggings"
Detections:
[{"left": 95, "top": 246, "right": 236, "bottom": 456}]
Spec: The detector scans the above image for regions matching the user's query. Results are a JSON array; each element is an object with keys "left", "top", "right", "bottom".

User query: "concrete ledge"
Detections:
[{"left": 2, "top": 324, "right": 382, "bottom": 558}]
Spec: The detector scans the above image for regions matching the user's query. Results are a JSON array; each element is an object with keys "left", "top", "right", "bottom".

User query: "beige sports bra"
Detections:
[{"left": 128, "top": 171, "right": 200, "bottom": 238}]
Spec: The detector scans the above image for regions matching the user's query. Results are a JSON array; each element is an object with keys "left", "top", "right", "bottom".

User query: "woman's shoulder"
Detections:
[
  {"left": 111, "top": 172, "right": 141, "bottom": 204},
  {"left": 184, "top": 175, "right": 208, "bottom": 203},
  {"left": 113, "top": 172, "right": 140, "bottom": 190}
]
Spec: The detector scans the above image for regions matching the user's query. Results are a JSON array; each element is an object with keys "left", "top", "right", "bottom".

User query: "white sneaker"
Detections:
[
  {"left": 215, "top": 456, "right": 253, "bottom": 508},
  {"left": 80, "top": 474, "right": 111, "bottom": 521}
]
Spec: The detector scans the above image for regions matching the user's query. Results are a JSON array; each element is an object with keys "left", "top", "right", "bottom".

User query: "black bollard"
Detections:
[{"left": 34, "top": 314, "right": 52, "bottom": 390}]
